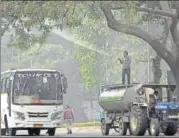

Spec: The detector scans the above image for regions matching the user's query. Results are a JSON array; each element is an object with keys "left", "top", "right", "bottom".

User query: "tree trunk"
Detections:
[
  {"left": 151, "top": 56, "right": 162, "bottom": 84},
  {"left": 172, "top": 69, "right": 179, "bottom": 101},
  {"left": 171, "top": 55, "right": 179, "bottom": 101}
]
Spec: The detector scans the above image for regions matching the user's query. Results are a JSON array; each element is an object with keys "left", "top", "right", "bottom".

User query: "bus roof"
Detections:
[{"left": 1, "top": 68, "right": 60, "bottom": 75}]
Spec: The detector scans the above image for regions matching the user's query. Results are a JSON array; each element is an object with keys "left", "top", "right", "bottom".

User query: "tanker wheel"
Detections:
[
  {"left": 163, "top": 123, "right": 177, "bottom": 136},
  {"left": 118, "top": 118, "right": 127, "bottom": 136},
  {"left": 101, "top": 119, "right": 110, "bottom": 136},
  {"left": 129, "top": 106, "right": 147, "bottom": 136},
  {"left": 148, "top": 118, "right": 160, "bottom": 136}
]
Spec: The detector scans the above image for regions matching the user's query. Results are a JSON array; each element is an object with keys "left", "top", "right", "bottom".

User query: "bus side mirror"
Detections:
[{"left": 61, "top": 76, "right": 68, "bottom": 94}]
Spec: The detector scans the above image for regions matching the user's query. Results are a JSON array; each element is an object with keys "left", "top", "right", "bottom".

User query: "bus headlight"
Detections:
[
  {"left": 51, "top": 111, "right": 62, "bottom": 121},
  {"left": 13, "top": 111, "right": 25, "bottom": 121}
]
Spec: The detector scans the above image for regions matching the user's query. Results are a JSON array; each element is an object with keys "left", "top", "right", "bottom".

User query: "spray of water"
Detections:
[
  {"left": 52, "top": 30, "right": 112, "bottom": 57},
  {"left": 52, "top": 30, "right": 149, "bottom": 83}
]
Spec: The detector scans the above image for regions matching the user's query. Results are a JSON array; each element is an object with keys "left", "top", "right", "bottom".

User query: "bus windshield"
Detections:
[{"left": 13, "top": 71, "right": 62, "bottom": 105}]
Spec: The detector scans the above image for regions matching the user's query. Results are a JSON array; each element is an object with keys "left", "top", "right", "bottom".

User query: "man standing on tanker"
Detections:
[
  {"left": 63, "top": 105, "right": 75, "bottom": 134},
  {"left": 118, "top": 51, "right": 131, "bottom": 85}
]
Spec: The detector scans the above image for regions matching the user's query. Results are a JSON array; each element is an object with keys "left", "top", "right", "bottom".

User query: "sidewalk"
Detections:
[{"left": 57, "top": 126, "right": 100, "bottom": 133}]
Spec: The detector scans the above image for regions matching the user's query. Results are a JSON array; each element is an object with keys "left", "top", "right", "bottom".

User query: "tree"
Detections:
[
  {"left": 99, "top": 1, "right": 179, "bottom": 91},
  {"left": 1, "top": 1, "right": 148, "bottom": 89},
  {"left": 67, "top": 11, "right": 149, "bottom": 87},
  {"left": 2, "top": 1, "right": 176, "bottom": 89}
]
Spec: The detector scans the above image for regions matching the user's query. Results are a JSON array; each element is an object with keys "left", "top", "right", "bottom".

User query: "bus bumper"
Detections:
[{"left": 10, "top": 120, "right": 62, "bottom": 129}]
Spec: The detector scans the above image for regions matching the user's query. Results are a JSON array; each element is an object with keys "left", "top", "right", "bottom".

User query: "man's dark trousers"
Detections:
[{"left": 122, "top": 68, "right": 130, "bottom": 85}]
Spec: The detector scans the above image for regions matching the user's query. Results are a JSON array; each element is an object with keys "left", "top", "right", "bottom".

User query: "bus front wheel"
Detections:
[
  {"left": 48, "top": 128, "right": 56, "bottom": 136},
  {"left": 34, "top": 129, "right": 40, "bottom": 136},
  {"left": 28, "top": 128, "right": 40, "bottom": 136},
  {"left": 28, "top": 129, "right": 34, "bottom": 136},
  {"left": 9, "top": 128, "right": 16, "bottom": 136},
  {"left": 1, "top": 129, "right": 6, "bottom": 135},
  {"left": 4, "top": 115, "right": 16, "bottom": 136}
]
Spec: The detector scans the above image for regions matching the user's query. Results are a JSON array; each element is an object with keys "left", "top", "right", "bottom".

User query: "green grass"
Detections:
[{"left": 60, "top": 121, "right": 101, "bottom": 128}]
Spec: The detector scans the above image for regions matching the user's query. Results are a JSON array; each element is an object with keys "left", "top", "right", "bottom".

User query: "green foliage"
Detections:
[
  {"left": 1, "top": 1, "right": 154, "bottom": 89},
  {"left": 1, "top": 1, "right": 73, "bottom": 48},
  {"left": 67, "top": 11, "right": 148, "bottom": 87},
  {"left": 127, "top": 1, "right": 137, "bottom": 24},
  {"left": 76, "top": 46, "right": 96, "bottom": 89}
]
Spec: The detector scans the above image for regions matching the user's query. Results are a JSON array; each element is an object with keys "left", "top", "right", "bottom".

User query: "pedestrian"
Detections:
[
  {"left": 118, "top": 51, "right": 131, "bottom": 85},
  {"left": 63, "top": 105, "right": 74, "bottom": 134}
]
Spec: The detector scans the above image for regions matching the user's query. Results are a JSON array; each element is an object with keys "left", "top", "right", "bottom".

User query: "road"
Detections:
[{"left": 1, "top": 127, "right": 179, "bottom": 137}]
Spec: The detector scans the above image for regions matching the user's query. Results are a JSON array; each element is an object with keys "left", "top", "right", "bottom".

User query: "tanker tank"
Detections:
[{"left": 98, "top": 83, "right": 142, "bottom": 112}]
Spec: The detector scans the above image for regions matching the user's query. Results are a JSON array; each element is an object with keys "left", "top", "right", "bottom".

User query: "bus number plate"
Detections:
[{"left": 34, "top": 124, "right": 43, "bottom": 127}]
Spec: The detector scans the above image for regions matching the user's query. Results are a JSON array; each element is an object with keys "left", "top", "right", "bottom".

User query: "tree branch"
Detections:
[
  {"left": 100, "top": 4, "right": 175, "bottom": 68},
  {"left": 160, "top": 1, "right": 179, "bottom": 48},
  {"left": 170, "top": 16, "right": 179, "bottom": 47},
  {"left": 162, "top": 18, "right": 170, "bottom": 46},
  {"left": 170, "top": 1, "right": 179, "bottom": 47},
  {"left": 155, "top": 17, "right": 170, "bottom": 61},
  {"left": 110, "top": 5, "right": 175, "bottom": 18},
  {"left": 170, "top": 2, "right": 179, "bottom": 47}
]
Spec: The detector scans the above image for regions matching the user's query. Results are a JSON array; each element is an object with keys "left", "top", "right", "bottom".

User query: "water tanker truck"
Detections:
[{"left": 98, "top": 83, "right": 179, "bottom": 136}]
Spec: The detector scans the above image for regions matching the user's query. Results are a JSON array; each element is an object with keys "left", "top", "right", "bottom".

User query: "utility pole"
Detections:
[
  {"left": 11, "top": 48, "right": 14, "bottom": 62},
  {"left": 104, "top": 44, "right": 108, "bottom": 83},
  {"left": 0, "top": 0, "right": 2, "bottom": 136},
  {"left": 17, "top": 51, "right": 20, "bottom": 64},
  {"left": 30, "top": 55, "right": 33, "bottom": 68},
  {"left": 147, "top": 20, "right": 150, "bottom": 83}
]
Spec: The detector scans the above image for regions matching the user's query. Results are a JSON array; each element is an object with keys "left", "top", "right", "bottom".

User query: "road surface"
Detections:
[{"left": 1, "top": 127, "right": 179, "bottom": 137}]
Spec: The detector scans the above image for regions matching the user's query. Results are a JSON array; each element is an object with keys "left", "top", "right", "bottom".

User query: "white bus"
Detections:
[{"left": 1, "top": 68, "right": 68, "bottom": 136}]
